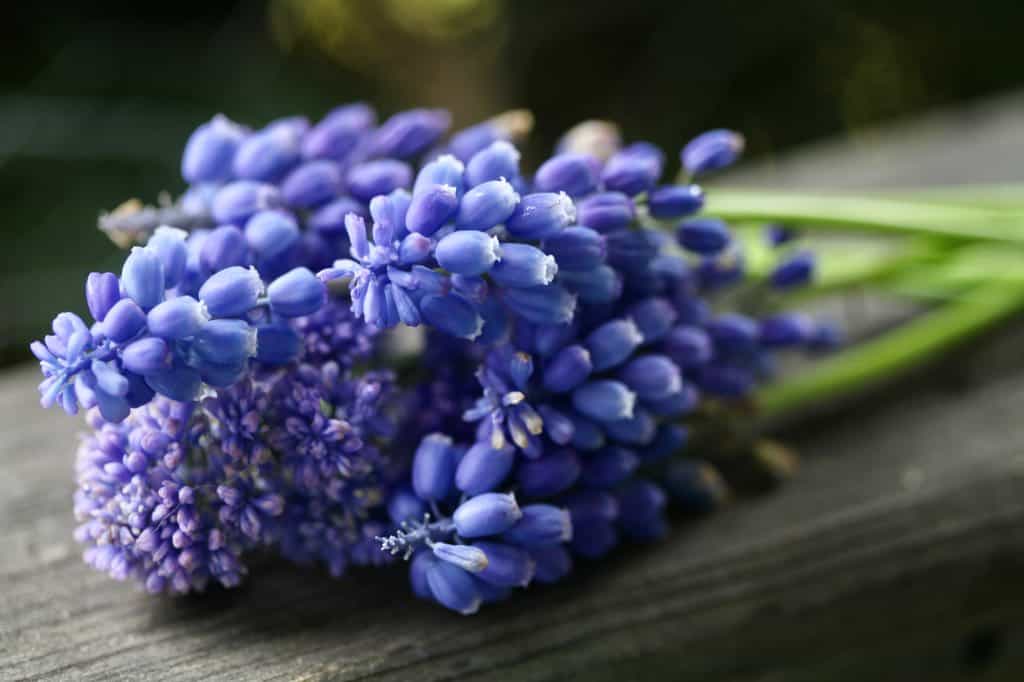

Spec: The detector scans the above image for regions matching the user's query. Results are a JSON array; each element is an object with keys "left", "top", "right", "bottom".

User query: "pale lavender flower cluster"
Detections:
[{"left": 35, "top": 102, "right": 833, "bottom": 612}]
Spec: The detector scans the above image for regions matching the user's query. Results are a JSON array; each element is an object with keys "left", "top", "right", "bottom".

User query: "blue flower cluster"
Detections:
[
  {"left": 35, "top": 103, "right": 834, "bottom": 612},
  {"left": 34, "top": 227, "right": 326, "bottom": 423},
  {"left": 73, "top": 336, "right": 405, "bottom": 592}
]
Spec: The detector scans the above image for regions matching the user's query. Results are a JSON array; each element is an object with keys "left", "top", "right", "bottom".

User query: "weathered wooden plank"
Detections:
[
  {"left": 6, "top": 93, "right": 1024, "bottom": 681},
  {"left": 3, "top": 348, "right": 1024, "bottom": 681}
]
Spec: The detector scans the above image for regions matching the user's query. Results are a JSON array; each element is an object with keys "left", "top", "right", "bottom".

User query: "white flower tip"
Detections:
[
  {"left": 542, "top": 255, "right": 558, "bottom": 285},
  {"left": 459, "top": 598, "right": 483, "bottom": 616},
  {"left": 153, "top": 225, "right": 188, "bottom": 240},
  {"left": 623, "top": 317, "right": 645, "bottom": 345},
  {"left": 621, "top": 388, "right": 637, "bottom": 419}
]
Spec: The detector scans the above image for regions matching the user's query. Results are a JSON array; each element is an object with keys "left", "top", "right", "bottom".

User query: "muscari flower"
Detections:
[{"left": 38, "top": 102, "right": 840, "bottom": 616}]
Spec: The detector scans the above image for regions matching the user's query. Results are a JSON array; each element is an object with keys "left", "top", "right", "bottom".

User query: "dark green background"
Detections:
[{"left": 5, "top": 0, "right": 1023, "bottom": 365}]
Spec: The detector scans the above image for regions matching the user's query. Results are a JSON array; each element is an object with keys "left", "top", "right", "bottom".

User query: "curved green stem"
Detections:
[
  {"left": 704, "top": 189, "right": 1024, "bottom": 243},
  {"left": 756, "top": 278, "right": 1024, "bottom": 420}
]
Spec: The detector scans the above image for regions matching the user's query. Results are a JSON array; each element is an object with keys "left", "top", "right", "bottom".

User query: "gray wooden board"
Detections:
[{"left": 5, "top": 92, "right": 1024, "bottom": 680}]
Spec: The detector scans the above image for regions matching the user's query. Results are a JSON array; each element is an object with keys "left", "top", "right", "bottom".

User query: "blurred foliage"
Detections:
[{"left": 4, "top": 0, "right": 1024, "bottom": 365}]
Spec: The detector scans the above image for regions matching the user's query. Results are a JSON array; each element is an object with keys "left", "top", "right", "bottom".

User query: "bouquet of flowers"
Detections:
[{"left": 32, "top": 104, "right": 835, "bottom": 614}]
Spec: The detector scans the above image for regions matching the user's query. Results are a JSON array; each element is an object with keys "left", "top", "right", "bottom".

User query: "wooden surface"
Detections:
[{"left": 5, "top": 94, "right": 1024, "bottom": 681}]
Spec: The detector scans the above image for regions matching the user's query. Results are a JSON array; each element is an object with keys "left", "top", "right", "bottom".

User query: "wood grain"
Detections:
[
  {"left": 6, "top": 93, "right": 1024, "bottom": 681},
  {"left": 3, "top": 346, "right": 1024, "bottom": 681}
]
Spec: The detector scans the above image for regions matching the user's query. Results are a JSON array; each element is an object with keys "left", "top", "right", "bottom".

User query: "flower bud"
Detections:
[
  {"left": 663, "top": 325, "right": 712, "bottom": 368},
  {"left": 625, "top": 297, "right": 677, "bottom": 344},
  {"left": 435, "top": 231, "right": 501, "bottom": 276},
  {"left": 103, "top": 299, "right": 147, "bottom": 343},
  {"left": 542, "top": 227, "right": 606, "bottom": 271},
  {"left": 426, "top": 560, "right": 481, "bottom": 615},
  {"left": 465, "top": 141, "right": 521, "bottom": 186},
  {"left": 810, "top": 321, "right": 843, "bottom": 351},
  {"left": 198, "top": 266, "right": 262, "bottom": 318},
  {"left": 644, "top": 424, "right": 689, "bottom": 462},
  {"left": 565, "top": 493, "right": 619, "bottom": 531},
  {"left": 85, "top": 272, "right": 120, "bottom": 322},
  {"left": 471, "top": 541, "right": 535, "bottom": 588},
  {"left": 279, "top": 160, "right": 342, "bottom": 208},
  {"left": 605, "top": 228, "right": 663, "bottom": 275},
  {"left": 569, "top": 413, "right": 605, "bottom": 451},
  {"left": 765, "top": 223, "right": 796, "bottom": 247},
  {"left": 432, "top": 542, "right": 489, "bottom": 573},
  {"left": 648, "top": 184, "right": 704, "bottom": 219},
  {"left": 601, "top": 142, "right": 663, "bottom": 196},
  {"left": 770, "top": 250, "right": 814, "bottom": 288},
  {"left": 694, "top": 364, "right": 753, "bottom": 397},
  {"left": 388, "top": 486, "right": 428, "bottom": 525},
  {"left": 530, "top": 545, "right": 572, "bottom": 583},
  {"left": 537, "top": 404, "right": 574, "bottom": 445},
  {"left": 664, "top": 458, "right": 729, "bottom": 513},
  {"left": 585, "top": 318, "right": 643, "bottom": 371},
  {"left": 369, "top": 108, "right": 450, "bottom": 159},
  {"left": 449, "top": 274, "right": 487, "bottom": 304},
  {"left": 233, "top": 126, "right": 301, "bottom": 181},
  {"left": 617, "top": 480, "right": 669, "bottom": 542},
  {"left": 308, "top": 197, "right": 369, "bottom": 237},
  {"left": 455, "top": 178, "right": 520, "bottom": 230},
  {"left": 534, "top": 153, "right": 599, "bottom": 197},
  {"left": 698, "top": 250, "right": 746, "bottom": 290},
  {"left": 575, "top": 191, "right": 634, "bottom": 233},
  {"left": 618, "top": 354, "right": 682, "bottom": 401},
  {"left": 419, "top": 294, "right": 483, "bottom": 340},
  {"left": 542, "top": 344, "right": 592, "bottom": 393},
  {"left": 572, "top": 380, "right": 636, "bottom": 422},
  {"left": 200, "top": 225, "right": 249, "bottom": 274},
  {"left": 500, "top": 505, "right": 572, "bottom": 547},
  {"left": 413, "top": 154, "right": 465, "bottom": 197},
  {"left": 121, "top": 247, "right": 165, "bottom": 311},
  {"left": 406, "top": 183, "right": 458, "bottom": 236},
  {"left": 346, "top": 159, "right": 413, "bottom": 203},
  {"left": 142, "top": 230, "right": 187, "bottom": 294},
  {"left": 267, "top": 267, "right": 326, "bottom": 318},
  {"left": 505, "top": 192, "right": 575, "bottom": 240},
  {"left": 489, "top": 244, "right": 557, "bottom": 288},
  {"left": 581, "top": 446, "right": 639, "bottom": 488},
  {"left": 447, "top": 120, "right": 506, "bottom": 161},
  {"left": 181, "top": 114, "right": 246, "bottom": 183},
  {"left": 144, "top": 362, "right": 202, "bottom": 403},
  {"left": 412, "top": 433, "right": 457, "bottom": 501},
  {"left": 758, "top": 312, "right": 813, "bottom": 347},
  {"left": 255, "top": 323, "right": 302, "bottom": 365},
  {"left": 455, "top": 442, "right": 515, "bottom": 496},
  {"left": 516, "top": 450, "right": 581, "bottom": 497},
  {"left": 190, "top": 319, "right": 257, "bottom": 367},
  {"left": 120, "top": 337, "right": 170, "bottom": 375},
  {"left": 604, "top": 408, "right": 658, "bottom": 445},
  {"left": 146, "top": 296, "right": 209, "bottom": 339},
  {"left": 302, "top": 103, "right": 375, "bottom": 161},
  {"left": 681, "top": 129, "right": 744, "bottom": 176},
  {"left": 398, "top": 232, "right": 433, "bottom": 266},
  {"left": 453, "top": 492, "right": 522, "bottom": 538},
  {"left": 558, "top": 265, "right": 622, "bottom": 304},
  {"left": 570, "top": 520, "right": 618, "bottom": 559},
  {"left": 677, "top": 217, "right": 731, "bottom": 255},
  {"left": 707, "top": 313, "right": 759, "bottom": 352},
  {"left": 212, "top": 181, "right": 282, "bottom": 226},
  {"left": 245, "top": 210, "right": 300, "bottom": 261},
  {"left": 647, "top": 383, "right": 699, "bottom": 417},
  {"left": 503, "top": 284, "right": 576, "bottom": 326},
  {"left": 409, "top": 550, "right": 437, "bottom": 600}
]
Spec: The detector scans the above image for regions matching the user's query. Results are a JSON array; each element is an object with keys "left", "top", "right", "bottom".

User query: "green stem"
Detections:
[
  {"left": 704, "top": 189, "right": 1024, "bottom": 243},
  {"left": 756, "top": 278, "right": 1024, "bottom": 420}
]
